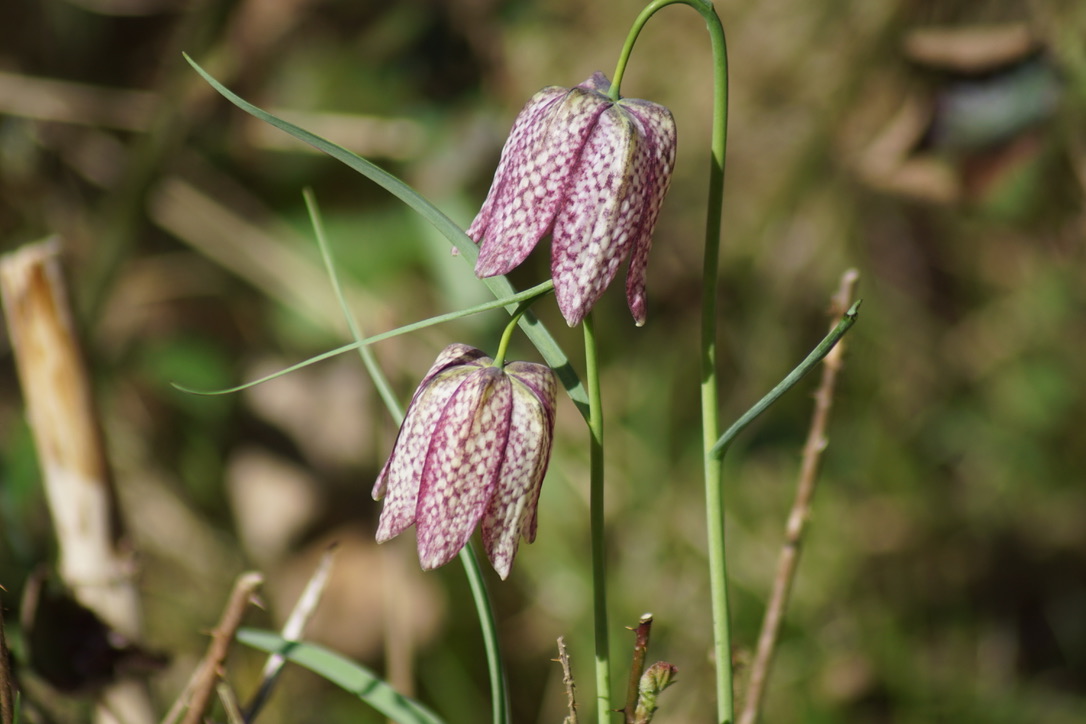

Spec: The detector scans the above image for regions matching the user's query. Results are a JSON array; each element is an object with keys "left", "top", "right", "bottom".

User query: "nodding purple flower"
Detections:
[
  {"left": 372, "top": 344, "right": 557, "bottom": 579},
  {"left": 469, "top": 72, "right": 677, "bottom": 328}
]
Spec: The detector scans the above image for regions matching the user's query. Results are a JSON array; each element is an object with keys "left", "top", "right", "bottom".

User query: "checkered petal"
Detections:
[
  {"left": 473, "top": 85, "right": 611, "bottom": 277},
  {"left": 414, "top": 367, "right": 514, "bottom": 571},
  {"left": 372, "top": 344, "right": 557, "bottom": 577},
  {"left": 470, "top": 72, "right": 676, "bottom": 326},
  {"left": 480, "top": 361, "right": 557, "bottom": 579},
  {"left": 619, "top": 100, "right": 677, "bottom": 327},
  {"left": 551, "top": 106, "right": 640, "bottom": 327},
  {"left": 373, "top": 344, "right": 488, "bottom": 540}
]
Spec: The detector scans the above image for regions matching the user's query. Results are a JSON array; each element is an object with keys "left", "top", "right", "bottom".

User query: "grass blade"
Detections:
[
  {"left": 183, "top": 54, "right": 588, "bottom": 420},
  {"left": 237, "top": 629, "right": 445, "bottom": 724}
]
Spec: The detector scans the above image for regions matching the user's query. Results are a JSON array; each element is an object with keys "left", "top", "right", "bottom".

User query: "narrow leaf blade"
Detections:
[
  {"left": 237, "top": 629, "right": 445, "bottom": 724},
  {"left": 183, "top": 54, "right": 588, "bottom": 419}
]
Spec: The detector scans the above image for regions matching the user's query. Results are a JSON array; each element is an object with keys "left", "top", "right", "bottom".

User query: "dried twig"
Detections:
[
  {"left": 623, "top": 614, "right": 653, "bottom": 723},
  {"left": 244, "top": 545, "right": 337, "bottom": 722},
  {"left": 0, "top": 596, "right": 14, "bottom": 724},
  {"left": 738, "top": 269, "right": 860, "bottom": 724},
  {"left": 161, "top": 572, "right": 263, "bottom": 724},
  {"left": 556, "top": 637, "right": 578, "bottom": 724},
  {"left": 0, "top": 240, "right": 154, "bottom": 724}
]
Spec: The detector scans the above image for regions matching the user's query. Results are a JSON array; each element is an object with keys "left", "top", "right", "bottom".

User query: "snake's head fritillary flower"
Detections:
[
  {"left": 468, "top": 72, "right": 677, "bottom": 327},
  {"left": 372, "top": 343, "right": 557, "bottom": 579}
]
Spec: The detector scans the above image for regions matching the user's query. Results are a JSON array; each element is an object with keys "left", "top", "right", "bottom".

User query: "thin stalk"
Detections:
[
  {"left": 711, "top": 300, "right": 860, "bottom": 458},
  {"left": 460, "top": 545, "right": 510, "bottom": 724},
  {"left": 696, "top": 9, "right": 732, "bottom": 722},
  {"left": 623, "top": 614, "right": 654, "bottom": 722},
  {"left": 492, "top": 302, "right": 534, "bottom": 368},
  {"left": 738, "top": 270, "right": 859, "bottom": 724},
  {"left": 610, "top": 2, "right": 731, "bottom": 719},
  {"left": 305, "top": 191, "right": 508, "bottom": 724},
  {"left": 306, "top": 189, "right": 403, "bottom": 419},
  {"left": 584, "top": 312, "right": 611, "bottom": 722}
]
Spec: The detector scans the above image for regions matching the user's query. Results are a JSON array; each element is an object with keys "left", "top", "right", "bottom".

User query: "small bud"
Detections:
[{"left": 633, "top": 661, "right": 678, "bottom": 724}]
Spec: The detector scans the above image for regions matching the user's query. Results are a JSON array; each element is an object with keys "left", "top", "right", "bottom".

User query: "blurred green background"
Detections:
[{"left": 1, "top": 0, "right": 1085, "bottom": 722}]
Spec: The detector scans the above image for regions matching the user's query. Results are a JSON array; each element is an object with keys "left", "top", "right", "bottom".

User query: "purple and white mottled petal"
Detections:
[
  {"left": 468, "top": 86, "right": 565, "bottom": 244},
  {"left": 480, "top": 363, "right": 557, "bottom": 578},
  {"left": 480, "top": 391, "right": 548, "bottom": 579},
  {"left": 419, "top": 343, "right": 491, "bottom": 388},
  {"left": 551, "top": 107, "right": 640, "bottom": 326},
  {"left": 475, "top": 86, "right": 612, "bottom": 278},
  {"left": 619, "top": 100, "right": 677, "bottom": 326},
  {"left": 502, "top": 362, "right": 557, "bottom": 540},
  {"left": 415, "top": 368, "right": 513, "bottom": 571},
  {"left": 577, "top": 71, "right": 612, "bottom": 94},
  {"left": 374, "top": 364, "right": 478, "bottom": 541},
  {"left": 372, "top": 344, "right": 488, "bottom": 501}
]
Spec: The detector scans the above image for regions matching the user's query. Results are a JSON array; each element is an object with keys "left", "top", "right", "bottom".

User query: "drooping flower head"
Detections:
[
  {"left": 372, "top": 344, "right": 557, "bottom": 579},
  {"left": 469, "top": 72, "right": 677, "bottom": 327}
]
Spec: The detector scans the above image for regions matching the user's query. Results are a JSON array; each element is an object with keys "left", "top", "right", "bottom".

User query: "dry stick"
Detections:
[
  {"left": 0, "top": 240, "right": 154, "bottom": 724},
  {"left": 556, "top": 637, "right": 578, "bottom": 724},
  {"left": 738, "top": 269, "right": 860, "bottom": 724},
  {"left": 244, "top": 545, "right": 338, "bottom": 722},
  {"left": 161, "top": 572, "right": 264, "bottom": 724},
  {"left": 0, "top": 597, "right": 14, "bottom": 724},
  {"left": 622, "top": 614, "right": 653, "bottom": 723}
]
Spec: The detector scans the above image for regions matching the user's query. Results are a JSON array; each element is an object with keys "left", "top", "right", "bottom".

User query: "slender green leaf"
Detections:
[
  {"left": 172, "top": 281, "right": 554, "bottom": 395},
  {"left": 183, "top": 54, "right": 588, "bottom": 420},
  {"left": 711, "top": 300, "right": 861, "bottom": 458},
  {"left": 237, "top": 629, "right": 445, "bottom": 724}
]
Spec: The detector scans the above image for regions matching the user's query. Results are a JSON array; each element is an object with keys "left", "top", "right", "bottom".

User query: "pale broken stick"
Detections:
[
  {"left": 0, "top": 240, "right": 154, "bottom": 724},
  {"left": 738, "top": 269, "right": 860, "bottom": 724},
  {"left": 243, "top": 544, "right": 338, "bottom": 721}
]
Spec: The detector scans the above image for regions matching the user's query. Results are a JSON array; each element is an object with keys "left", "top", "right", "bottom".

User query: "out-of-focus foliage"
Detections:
[{"left": 1, "top": 1, "right": 1084, "bottom": 723}]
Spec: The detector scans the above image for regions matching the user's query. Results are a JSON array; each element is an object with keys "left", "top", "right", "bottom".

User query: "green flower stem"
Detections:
[
  {"left": 459, "top": 545, "right": 510, "bottom": 724},
  {"left": 583, "top": 311, "right": 611, "bottom": 723},
  {"left": 305, "top": 190, "right": 508, "bottom": 724},
  {"left": 492, "top": 301, "right": 536, "bottom": 368},
  {"left": 613, "top": 2, "right": 732, "bottom": 721},
  {"left": 711, "top": 301, "right": 861, "bottom": 458},
  {"left": 699, "top": 10, "right": 732, "bottom": 723}
]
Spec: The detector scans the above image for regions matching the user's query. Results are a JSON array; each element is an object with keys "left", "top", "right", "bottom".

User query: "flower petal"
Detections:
[
  {"left": 474, "top": 84, "right": 611, "bottom": 278},
  {"left": 468, "top": 86, "right": 565, "bottom": 246},
  {"left": 551, "top": 105, "right": 640, "bottom": 326},
  {"left": 373, "top": 344, "right": 488, "bottom": 543},
  {"left": 620, "top": 100, "right": 677, "bottom": 326},
  {"left": 577, "top": 71, "right": 612, "bottom": 94},
  {"left": 415, "top": 367, "right": 513, "bottom": 571},
  {"left": 480, "top": 362, "right": 557, "bottom": 578}
]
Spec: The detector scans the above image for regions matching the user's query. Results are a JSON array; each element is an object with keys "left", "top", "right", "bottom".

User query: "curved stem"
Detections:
[
  {"left": 697, "top": 8, "right": 732, "bottom": 723},
  {"left": 613, "top": 2, "right": 732, "bottom": 721},
  {"left": 609, "top": 0, "right": 717, "bottom": 99},
  {"left": 584, "top": 312, "right": 611, "bottom": 722},
  {"left": 493, "top": 300, "right": 537, "bottom": 368}
]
